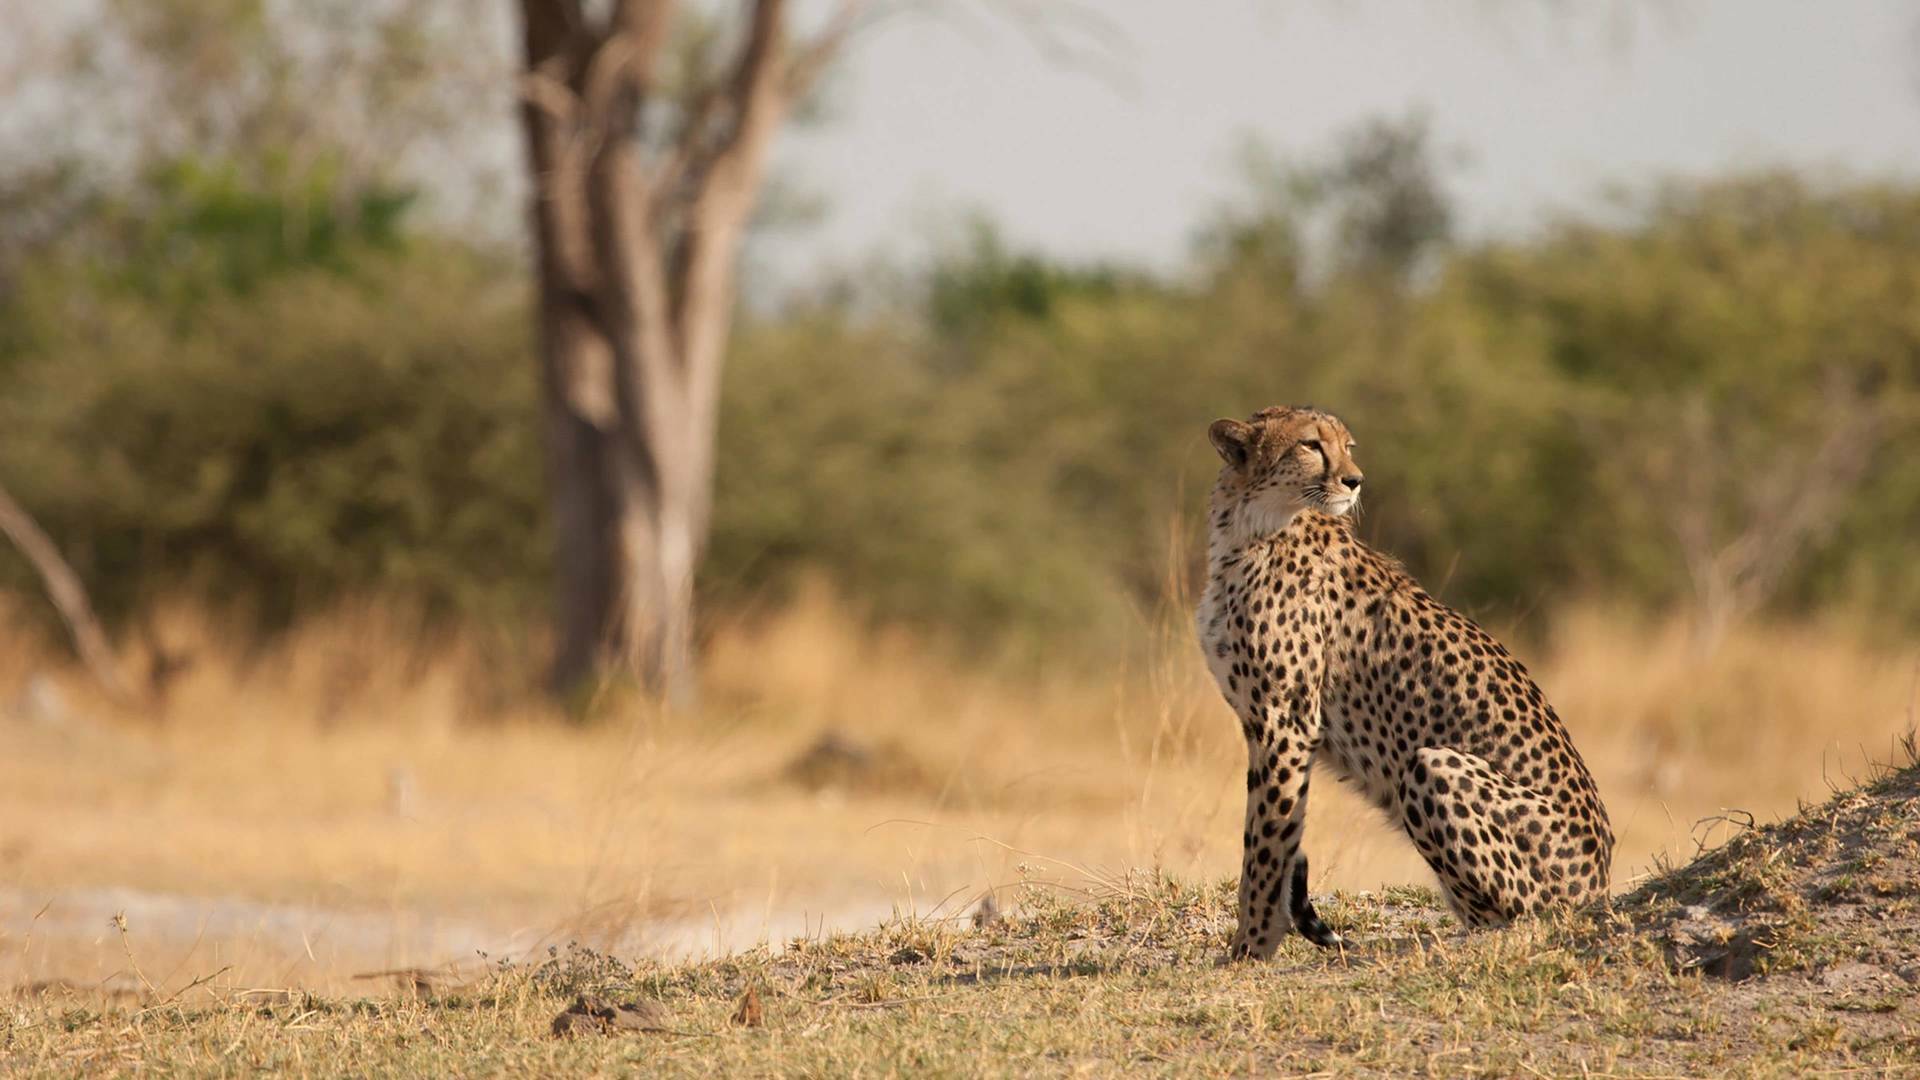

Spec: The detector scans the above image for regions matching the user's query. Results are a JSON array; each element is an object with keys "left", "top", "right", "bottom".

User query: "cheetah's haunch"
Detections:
[{"left": 1196, "top": 406, "right": 1612, "bottom": 958}]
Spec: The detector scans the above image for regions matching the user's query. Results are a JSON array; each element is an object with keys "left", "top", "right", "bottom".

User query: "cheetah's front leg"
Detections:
[{"left": 1231, "top": 729, "right": 1340, "bottom": 958}]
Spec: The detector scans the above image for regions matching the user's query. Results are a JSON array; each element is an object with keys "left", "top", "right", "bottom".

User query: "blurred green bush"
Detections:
[
  {"left": 0, "top": 158, "right": 546, "bottom": 628},
  {"left": 2, "top": 144, "right": 1917, "bottom": 650}
]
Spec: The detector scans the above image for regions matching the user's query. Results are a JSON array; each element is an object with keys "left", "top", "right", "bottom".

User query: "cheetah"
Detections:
[{"left": 1196, "top": 406, "right": 1612, "bottom": 958}]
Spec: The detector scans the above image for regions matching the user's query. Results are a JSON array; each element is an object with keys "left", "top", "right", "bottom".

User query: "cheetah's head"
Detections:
[{"left": 1207, "top": 406, "right": 1365, "bottom": 537}]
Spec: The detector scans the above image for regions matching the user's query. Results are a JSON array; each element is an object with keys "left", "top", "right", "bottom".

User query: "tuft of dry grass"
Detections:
[{"left": 0, "top": 590, "right": 1915, "bottom": 1000}]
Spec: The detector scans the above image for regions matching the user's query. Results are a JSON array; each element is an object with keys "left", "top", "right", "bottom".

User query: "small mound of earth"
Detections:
[
  {"left": 550, "top": 995, "right": 672, "bottom": 1038},
  {"left": 1610, "top": 756, "right": 1920, "bottom": 985},
  {"left": 779, "top": 729, "right": 933, "bottom": 795}
]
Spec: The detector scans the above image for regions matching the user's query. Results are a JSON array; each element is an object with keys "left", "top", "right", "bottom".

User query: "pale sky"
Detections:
[
  {"left": 20, "top": 1, "right": 1912, "bottom": 289},
  {"left": 754, "top": 0, "right": 1920, "bottom": 285}
]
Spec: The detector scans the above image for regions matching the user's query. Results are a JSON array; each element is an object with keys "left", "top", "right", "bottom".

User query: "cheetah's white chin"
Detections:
[{"left": 1321, "top": 497, "right": 1357, "bottom": 516}]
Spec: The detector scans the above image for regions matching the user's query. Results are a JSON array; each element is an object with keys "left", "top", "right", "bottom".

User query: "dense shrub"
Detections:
[
  {"left": 2, "top": 166, "right": 1917, "bottom": 649},
  {"left": 0, "top": 246, "right": 545, "bottom": 626}
]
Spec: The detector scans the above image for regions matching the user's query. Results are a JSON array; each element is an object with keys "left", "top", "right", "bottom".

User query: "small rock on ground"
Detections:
[{"left": 550, "top": 995, "right": 672, "bottom": 1038}]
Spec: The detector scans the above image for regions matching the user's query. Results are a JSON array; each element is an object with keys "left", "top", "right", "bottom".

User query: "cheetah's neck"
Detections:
[{"left": 1203, "top": 487, "right": 1305, "bottom": 573}]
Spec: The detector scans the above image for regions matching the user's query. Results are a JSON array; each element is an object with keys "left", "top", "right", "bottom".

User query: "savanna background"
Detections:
[{"left": 2, "top": 0, "right": 1918, "bottom": 1008}]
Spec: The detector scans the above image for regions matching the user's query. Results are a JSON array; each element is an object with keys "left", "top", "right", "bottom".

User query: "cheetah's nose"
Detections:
[{"left": 1341, "top": 475, "right": 1364, "bottom": 491}]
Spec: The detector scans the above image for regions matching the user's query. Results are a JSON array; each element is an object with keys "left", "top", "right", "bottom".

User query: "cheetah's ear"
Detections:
[{"left": 1208, "top": 418, "right": 1253, "bottom": 468}]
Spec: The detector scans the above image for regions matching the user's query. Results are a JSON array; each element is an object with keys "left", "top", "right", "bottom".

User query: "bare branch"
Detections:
[
  {"left": 518, "top": 64, "right": 580, "bottom": 126},
  {"left": 611, "top": 0, "right": 679, "bottom": 92},
  {"left": 579, "top": 1, "right": 678, "bottom": 146},
  {"left": 582, "top": 33, "right": 641, "bottom": 121},
  {"left": 0, "top": 481, "right": 134, "bottom": 704},
  {"left": 975, "top": 0, "right": 1137, "bottom": 95},
  {"left": 1715, "top": 371, "right": 1883, "bottom": 611},
  {"left": 1673, "top": 368, "right": 1885, "bottom": 653},
  {"left": 653, "top": 78, "right": 728, "bottom": 207},
  {"left": 670, "top": 0, "right": 794, "bottom": 364},
  {"left": 786, "top": 0, "right": 868, "bottom": 100},
  {"left": 708, "top": 0, "right": 792, "bottom": 182}
]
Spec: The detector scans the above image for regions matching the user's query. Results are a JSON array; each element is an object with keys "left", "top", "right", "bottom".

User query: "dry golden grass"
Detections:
[
  {"left": 0, "top": 591, "right": 1914, "bottom": 997},
  {"left": 11, "top": 760, "right": 1920, "bottom": 1080}
]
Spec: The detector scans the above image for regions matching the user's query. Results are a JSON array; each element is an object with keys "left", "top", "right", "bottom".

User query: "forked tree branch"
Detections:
[
  {"left": 655, "top": 0, "right": 864, "bottom": 205},
  {"left": 669, "top": 0, "right": 794, "bottom": 362},
  {"left": 699, "top": 0, "right": 791, "bottom": 195}
]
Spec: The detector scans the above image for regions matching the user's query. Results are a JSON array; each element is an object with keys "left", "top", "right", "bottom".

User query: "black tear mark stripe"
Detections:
[{"left": 1289, "top": 856, "right": 1341, "bottom": 948}]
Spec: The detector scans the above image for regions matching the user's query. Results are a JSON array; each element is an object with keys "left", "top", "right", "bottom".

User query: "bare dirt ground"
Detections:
[{"left": 5, "top": 758, "right": 1918, "bottom": 1076}]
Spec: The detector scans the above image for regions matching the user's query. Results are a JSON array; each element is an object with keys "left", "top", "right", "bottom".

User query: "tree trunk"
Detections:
[{"left": 516, "top": 0, "right": 841, "bottom": 700}]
